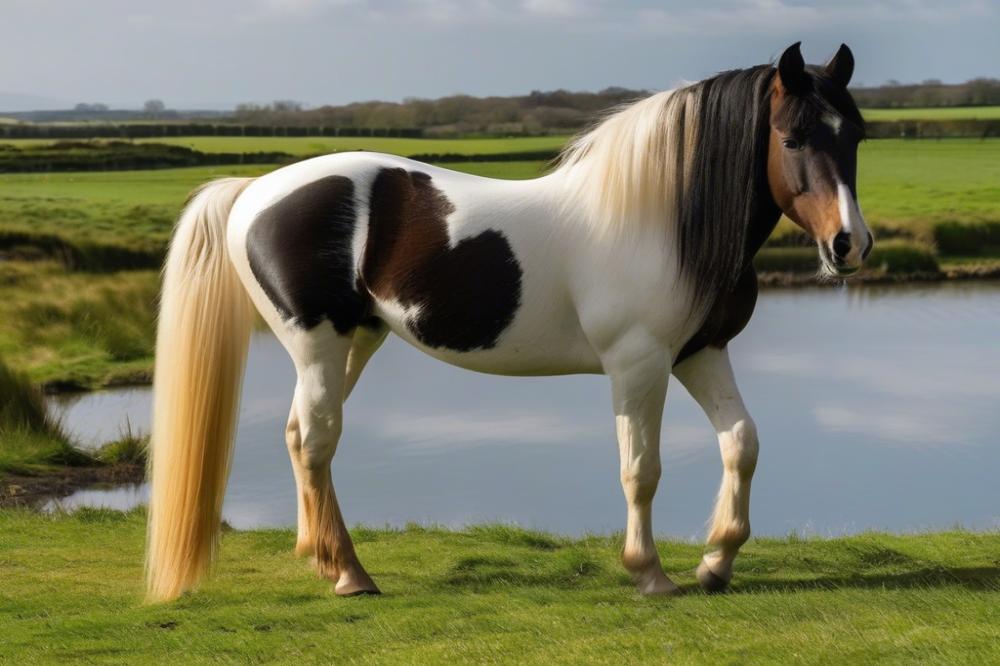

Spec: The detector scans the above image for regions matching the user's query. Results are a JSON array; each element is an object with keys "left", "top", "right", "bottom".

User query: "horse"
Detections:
[{"left": 145, "top": 42, "right": 872, "bottom": 602}]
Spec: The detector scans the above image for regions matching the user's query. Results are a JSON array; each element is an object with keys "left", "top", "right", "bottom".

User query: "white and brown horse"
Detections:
[{"left": 146, "top": 43, "right": 872, "bottom": 601}]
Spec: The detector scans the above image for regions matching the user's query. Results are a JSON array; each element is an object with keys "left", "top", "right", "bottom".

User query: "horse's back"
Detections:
[{"left": 227, "top": 152, "right": 601, "bottom": 375}]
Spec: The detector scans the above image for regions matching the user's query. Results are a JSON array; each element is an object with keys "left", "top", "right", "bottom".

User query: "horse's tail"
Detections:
[{"left": 145, "top": 177, "right": 256, "bottom": 603}]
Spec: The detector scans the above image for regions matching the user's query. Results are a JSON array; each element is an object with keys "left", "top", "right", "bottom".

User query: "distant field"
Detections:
[
  {"left": 0, "top": 135, "right": 572, "bottom": 157},
  {"left": 0, "top": 162, "right": 550, "bottom": 250},
  {"left": 861, "top": 106, "right": 1000, "bottom": 121},
  {"left": 0, "top": 139, "right": 996, "bottom": 251},
  {"left": 858, "top": 138, "right": 1000, "bottom": 229}
]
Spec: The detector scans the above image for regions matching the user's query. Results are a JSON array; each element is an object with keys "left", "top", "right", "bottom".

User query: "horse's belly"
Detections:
[{"left": 373, "top": 297, "right": 602, "bottom": 376}]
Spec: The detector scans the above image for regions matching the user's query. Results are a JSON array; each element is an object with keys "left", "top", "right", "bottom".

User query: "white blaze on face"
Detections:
[{"left": 836, "top": 181, "right": 869, "bottom": 263}]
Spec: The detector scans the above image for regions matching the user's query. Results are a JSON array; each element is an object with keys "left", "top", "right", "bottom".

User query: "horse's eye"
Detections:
[{"left": 782, "top": 138, "right": 803, "bottom": 151}]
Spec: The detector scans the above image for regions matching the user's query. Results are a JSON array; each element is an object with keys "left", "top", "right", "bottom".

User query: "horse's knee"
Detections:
[
  {"left": 720, "top": 417, "right": 758, "bottom": 479},
  {"left": 298, "top": 419, "right": 341, "bottom": 471}
]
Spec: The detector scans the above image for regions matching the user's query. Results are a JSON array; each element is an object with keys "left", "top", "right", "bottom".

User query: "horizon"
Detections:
[
  {"left": 3, "top": 77, "right": 999, "bottom": 115},
  {"left": 2, "top": 0, "right": 997, "bottom": 111}
]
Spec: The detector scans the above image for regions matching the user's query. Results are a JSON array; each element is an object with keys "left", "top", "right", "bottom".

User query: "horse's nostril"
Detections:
[
  {"left": 833, "top": 232, "right": 852, "bottom": 260},
  {"left": 862, "top": 231, "right": 874, "bottom": 260}
]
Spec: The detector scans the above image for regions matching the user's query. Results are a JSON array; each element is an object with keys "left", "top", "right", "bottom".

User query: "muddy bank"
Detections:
[
  {"left": 758, "top": 264, "right": 1000, "bottom": 287},
  {"left": 1, "top": 463, "right": 144, "bottom": 509}
]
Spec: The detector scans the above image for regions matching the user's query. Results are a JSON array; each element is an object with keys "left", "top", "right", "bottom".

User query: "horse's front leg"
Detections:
[
  {"left": 674, "top": 346, "right": 758, "bottom": 593},
  {"left": 605, "top": 343, "right": 679, "bottom": 595}
]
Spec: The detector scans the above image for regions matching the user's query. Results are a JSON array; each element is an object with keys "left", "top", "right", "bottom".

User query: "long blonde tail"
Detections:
[{"left": 145, "top": 177, "right": 255, "bottom": 602}]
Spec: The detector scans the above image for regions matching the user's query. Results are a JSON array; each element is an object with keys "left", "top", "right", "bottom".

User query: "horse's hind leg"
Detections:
[
  {"left": 288, "top": 322, "right": 387, "bottom": 557},
  {"left": 284, "top": 325, "right": 379, "bottom": 596},
  {"left": 344, "top": 322, "right": 389, "bottom": 400},
  {"left": 674, "top": 346, "right": 759, "bottom": 593}
]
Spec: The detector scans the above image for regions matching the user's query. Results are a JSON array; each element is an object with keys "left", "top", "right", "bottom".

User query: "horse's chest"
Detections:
[{"left": 676, "top": 269, "right": 759, "bottom": 364}]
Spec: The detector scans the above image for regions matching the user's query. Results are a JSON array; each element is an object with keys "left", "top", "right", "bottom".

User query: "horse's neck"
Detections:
[{"left": 743, "top": 180, "right": 783, "bottom": 262}]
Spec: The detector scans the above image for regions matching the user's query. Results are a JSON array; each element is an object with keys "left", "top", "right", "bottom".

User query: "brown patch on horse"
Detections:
[{"left": 361, "top": 167, "right": 522, "bottom": 352}]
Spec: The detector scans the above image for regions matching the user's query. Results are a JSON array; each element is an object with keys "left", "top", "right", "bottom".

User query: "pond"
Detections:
[{"left": 48, "top": 281, "right": 1000, "bottom": 538}]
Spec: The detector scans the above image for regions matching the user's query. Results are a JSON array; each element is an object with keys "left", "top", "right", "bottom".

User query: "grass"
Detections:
[
  {"left": 0, "top": 139, "right": 996, "bottom": 259},
  {"left": 0, "top": 358, "right": 90, "bottom": 475},
  {"left": 0, "top": 135, "right": 572, "bottom": 157},
  {"left": 756, "top": 239, "right": 940, "bottom": 275},
  {"left": 861, "top": 106, "right": 1000, "bottom": 121},
  {"left": 0, "top": 164, "right": 269, "bottom": 256},
  {"left": 0, "top": 262, "right": 158, "bottom": 389},
  {"left": 0, "top": 509, "right": 997, "bottom": 663},
  {"left": 0, "top": 350, "right": 148, "bottom": 477}
]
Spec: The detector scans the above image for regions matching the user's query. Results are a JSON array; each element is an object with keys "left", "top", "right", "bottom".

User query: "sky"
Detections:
[{"left": 1, "top": 0, "right": 997, "bottom": 110}]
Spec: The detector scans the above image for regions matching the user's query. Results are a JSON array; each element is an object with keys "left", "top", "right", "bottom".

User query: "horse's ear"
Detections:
[
  {"left": 825, "top": 43, "right": 854, "bottom": 88},
  {"left": 777, "top": 42, "right": 808, "bottom": 94}
]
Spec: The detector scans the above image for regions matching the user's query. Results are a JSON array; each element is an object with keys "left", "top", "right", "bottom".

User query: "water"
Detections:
[{"left": 48, "top": 282, "right": 1000, "bottom": 538}]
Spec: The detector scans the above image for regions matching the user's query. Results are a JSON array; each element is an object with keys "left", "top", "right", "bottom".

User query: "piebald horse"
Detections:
[{"left": 146, "top": 43, "right": 872, "bottom": 601}]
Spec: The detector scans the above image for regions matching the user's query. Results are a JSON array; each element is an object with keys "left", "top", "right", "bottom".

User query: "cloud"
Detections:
[
  {"left": 367, "top": 409, "right": 597, "bottom": 453},
  {"left": 812, "top": 403, "right": 981, "bottom": 450},
  {"left": 745, "top": 351, "right": 1000, "bottom": 401},
  {"left": 521, "top": 0, "right": 595, "bottom": 18}
]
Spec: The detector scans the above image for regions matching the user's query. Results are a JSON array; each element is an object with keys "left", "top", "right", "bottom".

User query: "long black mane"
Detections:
[
  {"left": 678, "top": 65, "right": 775, "bottom": 311},
  {"left": 678, "top": 64, "right": 865, "bottom": 312}
]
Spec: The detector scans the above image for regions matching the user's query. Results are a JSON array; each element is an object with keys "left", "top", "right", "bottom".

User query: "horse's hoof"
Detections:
[
  {"left": 696, "top": 560, "right": 730, "bottom": 593},
  {"left": 335, "top": 567, "right": 381, "bottom": 597}
]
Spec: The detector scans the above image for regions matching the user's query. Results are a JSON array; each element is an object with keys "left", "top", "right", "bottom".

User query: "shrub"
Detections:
[
  {"left": 0, "top": 358, "right": 93, "bottom": 474},
  {"left": 754, "top": 240, "right": 939, "bottom": 275},
  {"left": 867, "top": 240, "right": 940, "bottom": 273},
  {"left": 754, "top": 247, "right": 819, "bottom": 273},
  {"left": 96, "top": 419, "right": 148, "bottom": 466},
  {"left": 932, "top": 221, "right": 1000, "bottom": 256}
]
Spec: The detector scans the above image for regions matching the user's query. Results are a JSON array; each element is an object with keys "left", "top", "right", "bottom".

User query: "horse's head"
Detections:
[{"left": 768, "top": 42, "right": 873, "bottom": 276}]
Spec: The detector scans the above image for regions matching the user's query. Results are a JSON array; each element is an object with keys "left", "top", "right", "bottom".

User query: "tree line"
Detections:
[
  {"left": 2, "top": 79, "right": 997, "bottom": 137},
  {"left": 229, "top": 79, "right": 1000, "bottom": 134},
  {"left": 851, "top": 78, "right": 1000, "bottom": 108}
]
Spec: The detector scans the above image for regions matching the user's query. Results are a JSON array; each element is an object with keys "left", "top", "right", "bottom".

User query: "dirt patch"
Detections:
[{"left": 0, "top": 463, "right": 145, "bottom": 508}]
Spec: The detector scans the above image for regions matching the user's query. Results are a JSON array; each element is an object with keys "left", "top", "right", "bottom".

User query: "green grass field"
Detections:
[
  {"left": 0, "top": 138, "right": 989, "bottom": 248},
  {"left": 0, "top": 139, "right": 995, "bottom": 251},
  {"left": 0, "top": 509, "right": 996, "bottom": 663},
  {"left": 0, "top": 262, "right": 158, "bottom": 388},
  {"left": 861, "top": 106, "right": 1000, "bottom": 121},
  {"left": 858, "top": 138, "right": 1000, "bottom": 228},
  {"left": 0, "top": 135, "right": 571, "bottom": 157}
]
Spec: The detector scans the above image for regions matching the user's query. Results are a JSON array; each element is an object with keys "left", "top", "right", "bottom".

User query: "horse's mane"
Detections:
[{"left": 555, "top": 65, "right": 776, "bottom": 311}]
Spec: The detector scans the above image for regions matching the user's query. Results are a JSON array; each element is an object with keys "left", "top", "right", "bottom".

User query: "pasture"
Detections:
[
  {"left": 0, "top": 262, "right": 158, "bottom": 389},
  {"left": 0, "top": 509, "right": 997, "bottom": 663},
  {"left": 0, "top": 135, "right": 571, "bottom": 157},
  {"left": 861, "top": 105, "right": 1000, "bottom": 121},
  {"left": 0, "top": 139, "right": 998, "bottom": 255}
]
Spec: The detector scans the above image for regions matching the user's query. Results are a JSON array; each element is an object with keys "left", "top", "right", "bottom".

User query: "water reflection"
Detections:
[{"left": 47, "top": 282, "right": 1000, "bottom": 537}]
